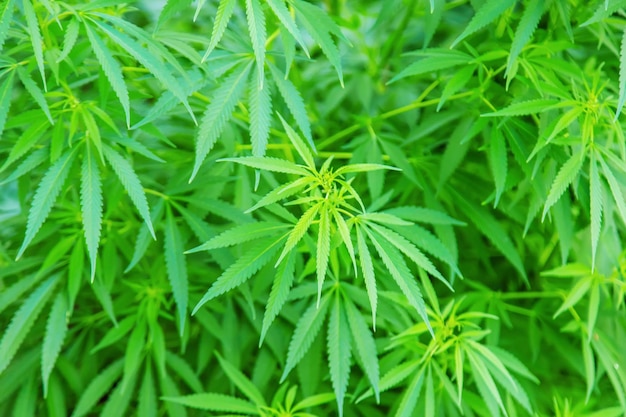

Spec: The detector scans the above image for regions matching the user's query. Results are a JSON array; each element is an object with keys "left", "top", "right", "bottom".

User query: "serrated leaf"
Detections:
[
  {"left": 316, "top": 203, "right": 331, "bottom": 303},
  {"left": 245, "top": 0, "right": 266, "bottom": 88},
  {"left": 163, "top": 393, "right": 258, "bottom": 413},
  {"left": 466, "top": 348, "right": 506, "bottom": 417},
  {"left": 277, "top": 112, "right": 316, "bottom": 167},
  {"left": 383, "top": 206, "right": 465, "bottom": 225},
  {"left": 84, "top": 22, "right": 131, "bottom": 128},
  {"left": 280, "top": 294, "right": 330, "bottom": 382},
  {"left": 80, "top": 144, "right": 103, "bottom": 282},
  {"left": 23, "top": 0, "right": 46, "bottom": 90},
  {"left": 0, "top": 70, "right": 14, "bottom": 139},
  {"left": 0, "top": 0, "right": 15, "bottom": 51},
  {"left": 505, "top": 0, "right": 544, "bottom": 79},
  {"left": 365, "top": 226, "right": 432, "bottom": 335},
  {"left": 450, "top": 0, "right": 516, "bottom": 48},
  {"left": 249, "top": 68, "right": 272, "bottom": 163},
  {"left": 589, "top": 152, "right": 603, "bottom": 271},
  {"left": 122, "top": 321, "right": 145, "bottom": 391},
  {"left": 260, "top": 250, "right": 296, "bottom": 345},
  {"left": 482, "top": 99, "right": 561, "bottom": 117},
  {"left": 489, "top": 125, "right": 507, "bottom": 207},
  {"left": 216, "top": 353, "right": 266, "bottom": 406},
  {"left": 292, "top": 0, "right": 344, "bottom": 85},
  {"left": 71, "top": 360, "right": 123, "bottom": 417},
  {"left": 164, "top": 204, "right": 188, "bottom": 334},
  {"left": 102, "top": 144, "right": 155, "bottom": 238},
  {"left": 56, "top": 17, "right": 80, "bottom": 62},
  {"left": 334, "top": 163, "right": 400, "bottom": 175},
  {"left": 15, "top": 67, "right": 51, "bottom": 125},
  {"left": 333, "top": 209, "right": 356, "bottom": 274},
  {"left": 0, "top": 274, "right": 59, "bottom": 375},
  {"left": 193, "top": 235, "right": 285, "bottom": 313},
  {"left": 138, "top": 365, "right": 157, "bottom": 417},
  {"left": 201, "top": 0, "right": 237, "bottom": 62},
  {"left": 125, "top": 200, "right": 164, "bottom": 272},
  {"left": 553, "top": 276, "right": 592, "bottom": 318},
  {"left": 187, "top": 221, "right": 288, "bottom": 253},
  {"left": 0, "top": 114, "right": 48, "bottom": 173},
  {"left": 597, "top": 152, "right": 626, "bottom": 227},
  {"left": 328, "top": 293, "right": 351, "bottom": 417},
  {"left": 90, "top": 315, "right": 135, "bottom": 354},
  {"left": 275, "top": 201, "right": 322, "bottom": 266},
  {"left": 266, "top": 0, "right": 309, "bottom": 57},
  {"left": 268, "top": 65, "right": 315, "bottom": 149},
  {"left": 343, "top": 294, "right": 379, "bottom": 401},
  {"left": 389, "top": 50, "right": 473, "bottom": 83},
  {"left": 246, "top": 176, "right": 315, "bottom": 213},
  {"left": 17, "top": 149, "right": 78, "bottom": 259},
  {"left": 356, "top": 225, "right": 377, "bottom": 329},
  {"left": 542, "top": 150, "right": 584, "bottom": 220},
  {"left": 219, "top": 156, "right": 309, "bottom": 176},
  {"left": 41, "top": 292, "right": 69, "bottom": 397},
  {"left": 90, "top": 18, "right": 196, "bottom": 124},
  {"left": 616, "top": 29, "right": 626, "bottom": 120},
  {"left": 191, "top": 62, "right": 252, "bottom": 181}
]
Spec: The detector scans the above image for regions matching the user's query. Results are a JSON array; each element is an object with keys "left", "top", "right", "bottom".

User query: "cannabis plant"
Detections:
[{"left": 1, "top": 0, "right": 626, "bottom": 416}]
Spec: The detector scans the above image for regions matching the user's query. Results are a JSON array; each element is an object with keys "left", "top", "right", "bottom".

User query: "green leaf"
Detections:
[
  {"left": 15, "top": 67, "right": 52, "bottom": 125},
  {"left": 266, "top": 0, "right": 309, "bottom": 56},
  {"left": 125, "top": 200, "right": 164, "bottom": 272},
  {"left": 84, "top": 22, "right": 131, "bottom": 128},
  {"left": 389, "top": 49, "right": 473, "bottom": 83},
  {"left": 489, "top": 125, "right": 507, "bottom": 207},
  {"left": 466, "top": 348, "right": 506, "bottom": 417},
  {"left": 0, "top": 115, "right": 49, "bottom": 173},
  {"left": 328, "top": 293, "right": 351, "bottom": 417},
  {"left": 589, "top": 152, "right": 603, "bottom": 271},
  {"left": 292, "top": 392, "right": 335, "bottom": 411},
  {"left": 316, "top": 203, "right": 331, "bottom": 303},
  {"left": 56, "top": 17, "right": 80, "bottom": 63},
  {"left": 138, "top": 365, "right": 157, "bottom": 417},
  {"left": 269, "top": 63, "right": 314, "bottom": 148},
  {"left": 80, "top": 144, "right": 103, "bottom": 282},
  {"left": 260, "top": 250, "right": 296, "bottom": 345},
  {"left": 505, "top": 0, "right": 544, "bottom": 79},
  {"left": 122, "top": 321, "right": 145, "bottom": 391},
  {"left": 187, "top": 221, "right": 288, "bottom": 253},
  {"left": 275, "top": 201, "right": 322, "bottom": 266},
  {"left": 292, "top": 0, "right": 344, "bottom": 85},
  {"left": 450, "top": 0, "right": 516, "bottom": 48},
  {"left": 0, "top": 70, "right": 14, "bottom": 139},
  {"left": 219, "top": 156, "right": 310, "bottom": 176},
  {"left": 281, "top": 294, "right": 330, "bottom": 382},
  {"left": 17, "top": 149, "right": 78, "bottom": 259},
  {"left": 23, "top": 0, "right": 46, "bottom": 90},
  {"left": 597, "top": 152, "right": 626, "bottom": 227},
  {"left": 164, "top": 204, "right": 188, "bottom": 334},
  {"left": 245, "top": 176, "right": 315, "bottom": 213},
  {"left": 192, "top": 235, "right": 285, "bottom": 313},
  {"left": 162, "top": 393, "right": 258, "bottom": 414},
  {"left": 216, "top": 353, "right": 266, "bottom": 406},
  {"left": 582, "top": 333, "right": 595, "bottom": 403},
  {"left": 71, "top": 360, "right": 124, "bottom": 417},
  {"left": 191, "top": 62, "right": 252, "bottom": 181},
  {"left": 553, "top": 276, "right": 592, "bottom": 318},
  {"left": 383, "top": 206, "right": 465, "bottom": 226},
  {"left": 90, "top": 18, "right": 196, "bottom": 124},
  {"left": 616, "top": 29, "right": 626, "bottom": 120},
  {"left": 277, "top": 112, "right": 316, "bottom": 167},
  {"left": 542, "top": 150, "right": 585, "bottom": 221},
  {"left": 365, "top": 226, "right": 432, "bottom": 335},
  {"left": 0, "top": 0, "right": 15, "bottom": 51},
  {"left": 482, "top": 99, "right": 561, "bottom": 117},
  {"left": 245, "top": 0, "right": 266, "bottom": 88},
  {"left": 102, "top": 144, "right": 155, "bottom": 239},
  {"left": 356, "top": 225, "right": 377, "bottom": 329},
  {"left": 41, "top": 291, "right": 69, "bottom": 398},
  {"left": 0, "top": 274, "right": 59, "bottom": 375},
  {"left": 201, "top": 0, "right": 237, "bottom": 62},
  {"left": 343, "top": 294, "right": 379, "bottom": 401},
  {"left": 90, "top": 315, "right": 135, "bottom": 354},
  {"left": 249, "top": 68, "right": 272, "bottom": 164}
]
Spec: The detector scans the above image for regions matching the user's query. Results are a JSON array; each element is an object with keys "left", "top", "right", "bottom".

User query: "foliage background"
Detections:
[{"left": 1, "top": 0, "right": 626, "bottom": 416}]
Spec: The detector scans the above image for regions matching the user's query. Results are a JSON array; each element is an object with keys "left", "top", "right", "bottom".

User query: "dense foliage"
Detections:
[{"left": 1, "top": 0, "right": 626, "bottom": 415}]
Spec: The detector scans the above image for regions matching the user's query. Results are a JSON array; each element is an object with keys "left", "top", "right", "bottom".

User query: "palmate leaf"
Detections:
[
  {"left": 0, "top": 70, "right": 14, "bottom": 139},
  {"left": 84, "top": 22, "right": 131, "bottom": 128},
  {"left": 201, "top": 0, "right": 237, "bottom": 62},
  {"left": 89, "top": 18, "right": 196, "bottom": 124},
  {"left": 22, "top": 0, "right": 46, "bottom": 90},
  {"left": 278, "top": 112, "right": 316, "bottom": 167},
  {"left": 364, "top": 226, "right": 433, "bottom": 335},
  {"left": 41, "top": 292, "right": 69, "bottom": 397},
  {"left": 192, "top": 235, "right": 286, "bottom": 313},
  {"left": 219, "top": 156, "right": 310, "bottom": 176},
  {"left": 505, "top": 0, "right": 544, "bottom": 80},
  {"left": 343, "top": 293, "right": 379, "bottom": 402},
  {"left": 102, "top": 144, "right": 156, "bottom": 238},
  {"left": 280, "top": 293, "right": 331, "bottom": 382},
  {"left": 56, "top": 17, "right": 80, "bottom": 63},
  {"left": 245, "top": 0, "right": 266, "bottom": 88},
  {"left": 269, "top": 63, "right": 314, "bottom": 147},
  {"left": 0, "top": 0, "right": 15, "bottom": 50},
  {"left": 191, "top": 61, "right": 252, "bottom": 181},
  {"left": 17, "top": 148, "right": 78, "bottom": 259},
  {"left": 0, "top": 274, "right": 59, "bottom": 375},
  {"left": 80, "top": 144, "right": 103, "bottom": 283},
  {"left": 164, "top": 204, "right": 188, "bottom": 334},
  {"left": 292, "top": 0, "right": 344, "bottom": 86},
  {"left": 542, "top": 149, "right": 585, "bottom": 221},
  {"left": 328, "top": 292, "right": 351, "bottom": 417},
  {"left": 246, "top": 176, "right": 315, "bottom": 213},
  {"left": 163, "top": 393, "right": 258, "bottom": 414},
  {"left": 450, "top": 0, "right": 516, "bottom": 48},
  {"left": 466, "top": 348, "right": 506, "bottom": 417},
  {"left": 187, "top": 221, "right": 288, "bottom": 253},
  {"left": 260, "top": 249, "right": 296, "bottom": 345}
]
